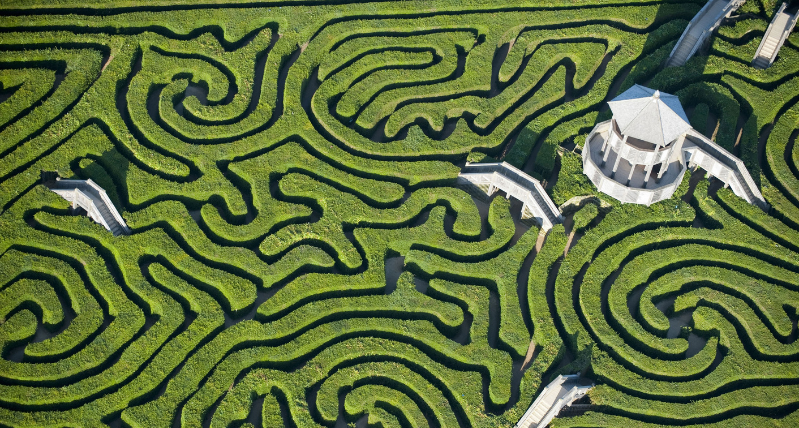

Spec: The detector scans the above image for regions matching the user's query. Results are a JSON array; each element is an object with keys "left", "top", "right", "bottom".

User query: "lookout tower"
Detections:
[{"left": 583, "top": 84, "right": 767, "bottom": 209}]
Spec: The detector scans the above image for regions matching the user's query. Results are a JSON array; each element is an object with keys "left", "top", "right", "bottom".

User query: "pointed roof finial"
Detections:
[{"left": 653, "top": 90, "right": 661, "bottom": 99}]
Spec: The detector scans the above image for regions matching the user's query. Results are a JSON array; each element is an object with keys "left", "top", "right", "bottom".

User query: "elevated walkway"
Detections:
[
  {"left": 515, "top": 374, "right": 593, "bottom": 428},
  {"left": 666, "top": 0, "right": 746, "bottom": 67},
  {"left": 682, "top": 129, "right": 768, "bottom": 209},
  {"left": 47, "top": 178, "right": 130, "bottom": 236},
  {"left": 457, "top": 162, "right": 563, "bottom": 231},
  {"left": 752, "top": 3, "right": 798, "bottom": 69}
]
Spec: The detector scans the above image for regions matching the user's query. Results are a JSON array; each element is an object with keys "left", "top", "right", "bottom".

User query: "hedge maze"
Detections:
[{"left": 1, "top": 0, "right": 799, "bottom": 426}]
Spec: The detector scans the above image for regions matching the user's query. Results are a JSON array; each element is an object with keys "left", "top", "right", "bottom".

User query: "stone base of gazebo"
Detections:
[{"left": 583, "top": 120, "right": 686, "bottom": 206}]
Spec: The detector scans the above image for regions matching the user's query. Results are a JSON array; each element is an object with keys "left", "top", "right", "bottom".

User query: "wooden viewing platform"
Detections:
[
  {"left": 515, "top": 374, "right": 593, "bottom": 428},
  {"left": 752, "top": 2, "right": 798, "bottom": 69},
  {"left": 582, "top": 84, "right": 767, "bottom": 210},
  {"left": 47, "top": 178, "right": 130, "bottom": 236},
  {"left": 584, "top": 121, "right": 768, "bottom": 209}
]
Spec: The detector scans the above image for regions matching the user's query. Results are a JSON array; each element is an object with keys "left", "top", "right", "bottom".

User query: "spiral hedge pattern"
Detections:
[{"left": 1, "top": 0, "right": 799, "bottom": 426}]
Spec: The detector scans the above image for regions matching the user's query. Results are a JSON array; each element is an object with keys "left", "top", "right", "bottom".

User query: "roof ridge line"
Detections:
[
  {"left": 655, "top": 97, "right": 667, "bottom": 148},
  {"left": 621, "top": 94, "right": 662, "bottom": 146}
]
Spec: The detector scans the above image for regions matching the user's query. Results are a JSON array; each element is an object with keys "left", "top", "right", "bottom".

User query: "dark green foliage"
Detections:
[
  {"left": 689, "top": 103, "right": 710, "bottom": 136},
  {"left": 551, "top": 151, "right": 600, "bottom": 206},
  {"left": 572, "top": 203, "right": 599, "bottom": 233},
  {"left": 0, "top": 1, "right": 798, "bottom": 427},
  {"left": 676, "top": 83, "right": 739, "bottom": 151}
]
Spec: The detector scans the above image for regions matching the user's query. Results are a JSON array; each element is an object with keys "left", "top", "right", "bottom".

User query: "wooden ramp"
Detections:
[
  {"left": 666, "top": 0, "right": 746, "bottom": 67},
  {"left": 752, "top": 3, "right": 799, "bottom": 69}
]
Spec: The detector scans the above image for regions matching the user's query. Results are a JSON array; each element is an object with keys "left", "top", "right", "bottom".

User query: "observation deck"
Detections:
[
  {"left": 584, "top": 121, "right": 686, "bottom": 205},
  {"left": 582, "top": 84, "right": 766, "bottom": 209},
  {"left": 584, "top": 120, "right": 767, "bottom": 209}
]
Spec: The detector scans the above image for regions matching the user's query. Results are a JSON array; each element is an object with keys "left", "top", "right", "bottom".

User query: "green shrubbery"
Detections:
[
  {"left": 1, "top": 0, "right": 798, "bottom": 426},
  {"left": 550, "top": 151, "right": 602, "bottom": 206},
  {"left": 572, "top": 203, "right": 598, "bottom": 233}
]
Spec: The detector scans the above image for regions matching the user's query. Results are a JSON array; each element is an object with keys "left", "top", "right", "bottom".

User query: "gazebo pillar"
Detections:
[
  {"left": 626, "top": 161, "right": 637, "bottom": 184},
  {"left": 602, "top": 143, "right": 612, "bottom": 163},
  {"left": 657, "top": 159, "right": 668, "bottom": 179},
  {"left": 643, "top": 166, "right": 653, "bottom": 184},
  {"left": 600, "top": 134, "right": 610, "bottom": 154},
  {"left": 601, "top": 119, "right": 618, "bottom": 153},
  {"left": 612, "top": 152, "right": 622, "bottom": 174},
  {"left": 656, "top": 134, "right": 685, "bottom": 180},
  {"left": 605, "top": 134, "right": 626, "bottom": 164},
  {"left": 643, "top": 142, "right": 661, "bottom": 184}
]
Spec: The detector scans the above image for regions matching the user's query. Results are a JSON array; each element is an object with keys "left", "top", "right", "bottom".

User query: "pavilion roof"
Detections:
[{"left": 608, "top": 84, "right": 691, "bottom": 147}]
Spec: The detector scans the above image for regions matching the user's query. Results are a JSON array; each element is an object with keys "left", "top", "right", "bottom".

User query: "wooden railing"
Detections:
[
  {"left": 457, "top": 162, "right": 562, "bottom": 230},
  {"left": 48, "top": 178, "right": 130, "bottom": 235},
  {"left": 515, "top": 374, "right": 593, "bottom": 428}
]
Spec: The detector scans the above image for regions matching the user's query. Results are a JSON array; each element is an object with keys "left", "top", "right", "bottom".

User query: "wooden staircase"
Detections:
[
  {"left": 46, "top": 178, "right": 130, "bottom": 236},
  {"left": 752, "top": 3, "right": 798, "bottom": 69},
  {"left": 666, "top": 0, "right": 746, "bottom": 67}
]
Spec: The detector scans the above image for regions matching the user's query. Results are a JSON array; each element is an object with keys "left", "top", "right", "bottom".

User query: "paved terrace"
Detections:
[
  {"left": 457, "top": 162, "right": 563, "bottom": 231},
  {"left": 48, "top": 178, "right": 130, "bottom": 236},
  {"left": 515, "top": 374, "right": 594, "bottom": 428},
  {"left": 753, "top": 3, "right": 799, "bottom": 69},
  {"left": 666, "top": 0, "right": 746, "bottom": 67}
]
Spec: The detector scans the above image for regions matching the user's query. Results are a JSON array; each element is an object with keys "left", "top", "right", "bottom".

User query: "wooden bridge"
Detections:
[
  {"left": 681, "top": 128, "right": 768, "bottom": 210},
  {"left": 752, "top": 2, "right": 798, "bottom": 69},
  {"left": 457, "top": 162, "right": 563, "bottom": 231},
  {"left": 515, "top": 374, "right": 593, "bottom": 428},
  {"left": 47, "top": 178, "right": 130, "bottom": 236},
  {"left": 666, "top": 0, "right": 746, "bottom": 68}
]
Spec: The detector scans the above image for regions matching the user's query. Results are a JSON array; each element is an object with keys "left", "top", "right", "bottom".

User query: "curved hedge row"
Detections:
[
  {"left": 549, "top": 180, "right": 799, "bottom": 425},
  {"left": 1, "top": 0, "right": 799, "bottom": 427}
]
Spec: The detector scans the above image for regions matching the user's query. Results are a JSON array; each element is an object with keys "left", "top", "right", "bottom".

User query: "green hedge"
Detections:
[
  {"left": 0, "top": 68, "right": 55, "bottom": 128},
  {"left": 763, "top": 106, "right": 799, "bottom": 221},
  {"left": 572, "top": 203, "right": 599, "bottom": 233},
  {"left": 676, "top": 82, "right": 739, "bottom": 152},
  {"left": 689, "top": 103, "right": 709, "bottom": 135},
  {"left": 0, "top": 249, "right": 103, "bottom": 361},
  {"left": 1, "top": 1, "right": 798, "bottom": 426}
]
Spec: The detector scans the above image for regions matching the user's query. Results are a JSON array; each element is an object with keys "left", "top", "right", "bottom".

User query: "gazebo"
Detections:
[
  {"left": 582, "top": 84, "right": 767, "bottom": 209},
  {"left": 605, "top": 85, "right": 691, "bottom": 185}
]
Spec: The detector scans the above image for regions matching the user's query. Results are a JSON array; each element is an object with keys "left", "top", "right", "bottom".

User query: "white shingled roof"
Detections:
[{"left": 607, "top": 84, "right": 691, "bottom": 147}]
